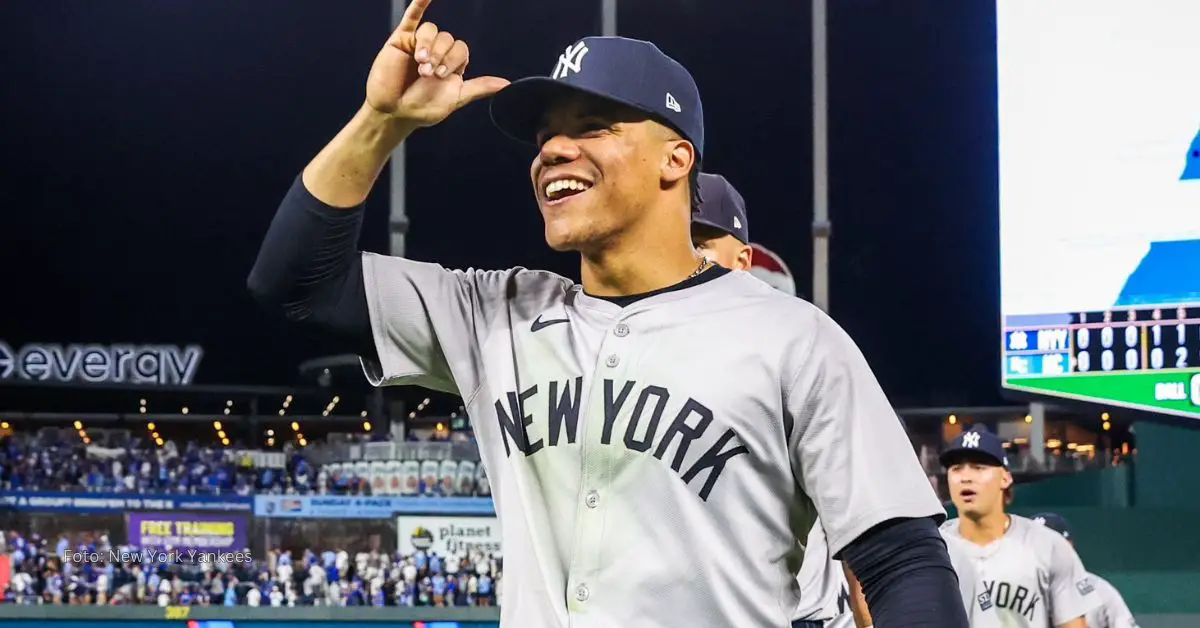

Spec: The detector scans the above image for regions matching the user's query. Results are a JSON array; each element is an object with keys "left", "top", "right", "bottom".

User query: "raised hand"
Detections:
[{"left": 366, "top": 0, "right": 509, "bottom": 128}]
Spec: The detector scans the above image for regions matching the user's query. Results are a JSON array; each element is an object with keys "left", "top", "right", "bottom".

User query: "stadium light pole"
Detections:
[
  {"left": 380, "top": 0, "right": 411, "bottom": 437},
  {"left": 601, "top": 0, "right": 617, "bottom": 36},
  {"left": 811, "top": 0, "right": 831, "bottom": 313},
  {"left": 389, "top": 0, "right": 411, "bottom": 258}
]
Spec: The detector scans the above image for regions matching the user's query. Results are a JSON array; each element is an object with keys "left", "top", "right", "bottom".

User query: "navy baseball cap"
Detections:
[
  {"left": 693, "top": 173, "right": 749, "bottom": 244},
  {"left": 939, "top": 428, "right": 1009, "bottom": 468},
  {"left": 1032, "top": 512, "right": 1072, "bottom": 539},
  {"left": 489, "top": 36, "right": 705, "bottom": 157}
]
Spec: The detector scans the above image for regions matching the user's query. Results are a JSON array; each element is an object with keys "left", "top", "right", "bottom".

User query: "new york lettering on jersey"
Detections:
[
  {"left": 360, "top": 254, "right": 942, "bottom": 628},
  {"left": 491, "top": 375, "right": 748, "bottom": 501},
  {"left": 941, "top": 515, "right": 1100, "bottom": 627}
]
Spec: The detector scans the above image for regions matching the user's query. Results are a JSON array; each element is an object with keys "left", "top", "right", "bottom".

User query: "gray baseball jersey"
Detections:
[
  {"left": 942, "top": 531, "right": 1002, "bottom": 628},
  {"left": 360, "top": 254, "right": 944, "bottom": 628},
  {"left": 792, "top": 523, "right": 850, "bottom": 623},
  {"left": 941, "top": 515, "right": 1100, "bottom": 627},
  {"left": 1085, "top": 573, "right": 1138, "bottom": 628}
]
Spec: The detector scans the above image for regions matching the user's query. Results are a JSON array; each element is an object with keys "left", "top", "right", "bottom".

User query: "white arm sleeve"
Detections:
[{"left": 786, "top": 309, "right": 945, "bottom": 556}]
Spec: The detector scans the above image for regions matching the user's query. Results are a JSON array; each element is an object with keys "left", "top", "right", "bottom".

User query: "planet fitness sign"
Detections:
[{"left": 0, "top": 341, "right": 203, "bottom": 386}]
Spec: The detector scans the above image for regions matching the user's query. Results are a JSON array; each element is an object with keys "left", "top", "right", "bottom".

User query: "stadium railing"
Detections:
[
  {"left": 0, "top": 604, "right": 500, "bottom": 628},
  {"left": 0, "top": 600, "right": 1189, "bottom": 628}
]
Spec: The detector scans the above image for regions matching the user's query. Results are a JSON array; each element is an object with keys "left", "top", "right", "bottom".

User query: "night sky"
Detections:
[{"left": 0, "top": 0, "right": 1000, "bottom": 409}]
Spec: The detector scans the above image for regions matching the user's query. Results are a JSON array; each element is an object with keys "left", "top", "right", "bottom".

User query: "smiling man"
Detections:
[{"left": 247, "top": 1, "right": 961, "bottom": 625}]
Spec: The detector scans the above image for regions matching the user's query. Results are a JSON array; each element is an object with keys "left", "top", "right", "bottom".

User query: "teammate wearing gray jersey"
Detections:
[
  {"left": 1033, "top": 513, "right": 1139, "bottom": 628},
  {"left": 688, "top": 173, "right": 851, "bottom": 628},
  {"left": 939, "top": 429, "right": 1099, "bottom": 627},
  {"left": 795, "top": 524, "right": 854, "bottom": 628},
  {"left": 248, "top": 1, "right": 966, "bottom": 625}
]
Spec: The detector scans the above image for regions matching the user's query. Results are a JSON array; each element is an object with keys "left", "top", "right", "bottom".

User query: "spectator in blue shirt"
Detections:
[
  {"left": 431, "top": 573, "right": 446, "bottom": 607},
  {"left": 477, "top": 574, "right": 492, "bottom": 607},
  {"left": 428, "top": 552, "right": 442, "bottom": 575}
]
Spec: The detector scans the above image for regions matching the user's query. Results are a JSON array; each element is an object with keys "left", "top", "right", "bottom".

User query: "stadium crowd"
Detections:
[
  {"left": 0, "top": 531, "right": 501, "bottom": 607},
  {"left": 0, "top": 426, "right": 490, "bottom": 498},
  {"left": 0, "top": 431, "right": 378, "bottom": 496}
]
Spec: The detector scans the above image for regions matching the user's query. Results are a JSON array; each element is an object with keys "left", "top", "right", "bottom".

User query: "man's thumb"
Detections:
[{"left": 457, "top": 76, "right": 511, "bottom": 108}]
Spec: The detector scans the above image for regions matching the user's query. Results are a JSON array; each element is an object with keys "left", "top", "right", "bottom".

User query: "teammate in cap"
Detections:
[
  {"left": 689, "top": 173, "right": 852, "bottom": 628},
  {"left": 248, "top": 1, "right": 964, "bottom": 625},
  {"left": 691, "top": 173, "right": 753, "bottom": 270},
  {"left": 939, "top": 428, "right": 1099, "bottom": 627},
  {"left": 1034, "top": 513, "right": 1139, "bottom": 628}
]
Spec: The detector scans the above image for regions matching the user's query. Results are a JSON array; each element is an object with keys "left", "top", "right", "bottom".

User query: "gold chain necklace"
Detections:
[{"left": 687, "top": 257, "right": 712, "bottom": 280}]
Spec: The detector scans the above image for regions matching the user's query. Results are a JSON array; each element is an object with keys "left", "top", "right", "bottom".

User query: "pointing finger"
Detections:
[
  {"left": 397, "top": 0, "right": 432, "bottom": 37},
  {"left": 388, "top": 0, "right": 433, "bottom": 54}
]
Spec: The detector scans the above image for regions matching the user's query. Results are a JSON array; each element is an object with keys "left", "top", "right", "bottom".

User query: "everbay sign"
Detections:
[{"left": 0, "top": 340, "right": 203, "bottom": 386}]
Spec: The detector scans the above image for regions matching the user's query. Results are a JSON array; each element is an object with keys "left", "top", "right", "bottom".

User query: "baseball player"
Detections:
[
  {"left": 939, "top": 428, "right": 1100, "bottom": 627},
  {"left": 689, "top": 173, "right": 852, "bottom": 628},
  {"left": 248, "top": 1, "right": 966, "bottom": 625},
  {"left": 690, "top": 173, "right": 752, "bottom": 271},
  {"left": 1033, "top": 513, "right": 1139, "bottom": 628}
]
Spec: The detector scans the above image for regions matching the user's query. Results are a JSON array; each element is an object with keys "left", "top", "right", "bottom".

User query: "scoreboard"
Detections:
[
  {"left": 1003, "top": 307, "right": 1200, "bottom": 418},
  {"left": 996, "top": 2, "right": 1200, "bottom": 418}
]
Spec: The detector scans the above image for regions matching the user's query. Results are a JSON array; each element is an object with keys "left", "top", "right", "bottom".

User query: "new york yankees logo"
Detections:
[
  {"left": 552, "top": 42, "right": 589, "bottom": 80},
  {"left": 962, "top": 432, "right": 981, "bottom": 448}
]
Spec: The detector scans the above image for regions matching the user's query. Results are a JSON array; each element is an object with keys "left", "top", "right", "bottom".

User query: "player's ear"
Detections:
[
  {"left": 734, "top": 244, "right": 752, "bottom": 271},
  {"left": 660, "top": 137, "right": 694, "bottom": 186},
  {"left": 1000, "top": 470, "right": 1013, "bottom": 490}
]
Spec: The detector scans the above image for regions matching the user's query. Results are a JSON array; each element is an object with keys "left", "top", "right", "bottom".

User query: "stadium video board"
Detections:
[{"left": 998, "top": 1, "right": 1200, "bottom": 418}]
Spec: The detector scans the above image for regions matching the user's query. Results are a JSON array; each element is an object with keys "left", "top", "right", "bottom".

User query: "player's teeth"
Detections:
[{"left": 545, "top": 179, "right": 592, "bottom": 197}]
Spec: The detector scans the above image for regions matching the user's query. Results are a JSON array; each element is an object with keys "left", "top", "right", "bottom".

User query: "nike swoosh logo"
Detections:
[{"left": 531, "top": 315, "right": 569, "bottom": 332}]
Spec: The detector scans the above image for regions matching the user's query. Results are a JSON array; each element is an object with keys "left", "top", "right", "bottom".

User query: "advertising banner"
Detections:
[
  {"left": 397, "top": 516, "right": 501, "bottom": 557},
  {"left": 0, "top": 341, "right": 203, "bottom": 386},
  {"left": 254, "top": 495, "right": 494, "bottom": 519},
  {"left": 126, "top": 512, "right": 249, "bottom": 552},
  {"left": 0, "top": 491, "right": 252, "bottom": 514}
]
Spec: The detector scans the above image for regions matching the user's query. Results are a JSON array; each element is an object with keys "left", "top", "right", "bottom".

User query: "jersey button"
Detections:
[
  {"left": 575, "top": 584, "right": 590, "bottom": 602},
  {"left": 605, "top": 354, "right": 620, "bottom": 368},
  {"left": 614, "top": 323, "right": 630, "bottom": 337},
  {"left": 585, "top": 490, "right": 599, "bottom": 508}
]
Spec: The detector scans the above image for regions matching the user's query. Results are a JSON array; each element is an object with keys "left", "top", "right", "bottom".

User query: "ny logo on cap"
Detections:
[
  {"left": 552, "top": 42, "right": 589, "bottom": 80},
  {"left": 962, "top": 432, "right": 981, "bottom": 448}
]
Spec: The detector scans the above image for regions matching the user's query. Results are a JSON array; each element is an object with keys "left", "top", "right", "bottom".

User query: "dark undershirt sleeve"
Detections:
[
  {"left": 840, "top": 516, "right": 969, "bottom": 627},
  {"left": 246, "top": 174, "right": 378, "bottom": 361}
]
